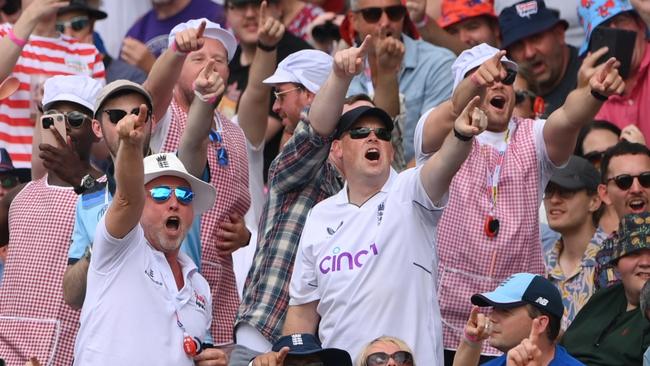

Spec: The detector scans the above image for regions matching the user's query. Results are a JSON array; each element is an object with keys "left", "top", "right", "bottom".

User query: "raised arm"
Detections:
[
  {"left": 453, "top": 306, "right": 491, "bottom": 366},
  {"left": 309, "top": 36, "right": 371, "bottom": 136},
  {"left": 237, "top": 1, "right": 285, "bottom": 147},
  {"left": 178, "top": 59, "right": 224, "bottom": 178},
  {"left": 0, "top": 0, "right": 68, "bottom": 81},
  {"left": 373, "top": 33, "right": 404, "bottom": 118},
  {"left": 406, "top": 0, "right": 467, "bottom": 55},
  {"left": 104, "top": 105, "right": 148, "bottom": 239},
  {"left": 543, "top": 48, "right": 625, "bottom": 165},
  {"left": 420, "top": 95, "right": 486, "bottom": 202},
  {"left": 143, "top": 21, "right": 206, "bottom": 125}
]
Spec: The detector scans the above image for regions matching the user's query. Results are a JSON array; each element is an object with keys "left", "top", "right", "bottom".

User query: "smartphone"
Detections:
[
  {"left": 589, "top": 26, "right": 636, "bottom": 79},
  {"left": 40, "top": 113, "right": 66, "bottom": 147}
]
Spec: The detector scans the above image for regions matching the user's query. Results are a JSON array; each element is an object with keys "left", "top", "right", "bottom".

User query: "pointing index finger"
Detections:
[
  {"left": 528, "top": 317, "right": 541, "bottom": 345},
  {"left": 358, "top": 35, "right": 371, "bottom": 57},
  {"left": 259, "top": 1, "right": 268, "bottom": 21},
  {"left": 202, "top": 59, "right": 216, "bottom": 79},
  {"left": 196, "top": 20, "right": 206, "bottom": 39}
]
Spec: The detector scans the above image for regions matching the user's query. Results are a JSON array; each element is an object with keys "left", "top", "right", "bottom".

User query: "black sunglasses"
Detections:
[
  {"left": 515, "top": 89, "right": 536, "bottom": 105},
  {"left": 583, "top": 150, "right": 605, "bottom": 166},
  {"left": 0, "top": 176, "right": 17, "bottom": 189},
  {"left": 103, "top": 108, "right": 150, "bottom": 124},
  {"left": 56, "top": 16, "right": 90, "bottom": 33},
  {"left": 43, "top": 111, "right": 90, "bottom": 129},
  {"left": 366, "top": 351, "right": 413, "bottom": 366},
  {"left": 355, "top": 5, "right": 407, "bottom": 23},
  {"left": 607, "top": 172, "right": 650, "bottom": 190},
  {"left": 544, "top": 184, "right": 579, "bottom": 199},
  {"left": 348, "top": 127, "right": 391, "bottom": 141}
]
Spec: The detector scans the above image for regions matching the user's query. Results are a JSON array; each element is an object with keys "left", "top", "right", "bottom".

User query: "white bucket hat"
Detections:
[{"left": 143, "top": 153, "right": 216, "bottom": 215}]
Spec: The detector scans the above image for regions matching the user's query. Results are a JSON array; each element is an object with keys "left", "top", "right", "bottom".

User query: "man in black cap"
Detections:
[
  {"left": 453, "top": 273, "right": 584, "bottom": 366},
  {"left": 252, "top": 333, "right": 352, "bottom": 366},
  {"left": 543, "top": 156, "right": 605, "bottom": 331},
  {"left": 499, "top": 0, "right": 581, "bottom": 116}
]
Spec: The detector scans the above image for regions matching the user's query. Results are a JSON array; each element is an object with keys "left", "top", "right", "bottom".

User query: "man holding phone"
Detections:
[{"left": 579, "top": 0, "right": 650, "bottom": 140}]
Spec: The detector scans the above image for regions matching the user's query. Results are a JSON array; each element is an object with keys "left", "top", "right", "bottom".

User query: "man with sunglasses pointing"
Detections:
[
  {"left": 415, "top": 42, "right": 625, "bottom": 362},
  {"left": 73, "top": 102, "right": 225, "bottom": 364}
]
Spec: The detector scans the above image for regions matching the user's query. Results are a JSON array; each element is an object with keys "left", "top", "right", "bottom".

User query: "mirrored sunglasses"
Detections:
[
  {"left": 607, "top": 172, "right": 650, "bottom": 190},
  {"left": 348, "top": 127, "right": 391, "bottom": 141},
  {"left": 149, "top": 186, "right": 194, "bottom": 205},
  {"left": 356, "top": 5, "right": 407, "bottom": 23},
  {"left": 56, "top": 16, "right": 90, "bottom": 33},
  {"left": 366, "top": 351, "right": 413, "bottom": 366}
]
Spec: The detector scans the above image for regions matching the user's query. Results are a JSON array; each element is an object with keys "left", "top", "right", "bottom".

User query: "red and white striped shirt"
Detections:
[
  {"left": 0, "top": 176, "right": 79, "bottom": 365},
  {"left": 0, "top": 24, "right": 105, "bottom": 169}
]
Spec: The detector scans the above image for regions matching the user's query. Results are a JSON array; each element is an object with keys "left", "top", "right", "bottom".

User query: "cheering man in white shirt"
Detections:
[{"left": 279, "top": 37, "right": 488, "bottom": 365}]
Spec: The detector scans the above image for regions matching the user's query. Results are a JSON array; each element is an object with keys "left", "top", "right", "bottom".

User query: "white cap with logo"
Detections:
[
  {"left": 43, "top": 75, "right": 104, "bottom": 113},
  {"left": 143, "top": 153, "right": 216, "bottom": 215},
  {"left": 168, "top": 18, "right": 238, "bottom": 62},
  {"left": 263, "top": 49, "right": 333, "bottom": 94}
]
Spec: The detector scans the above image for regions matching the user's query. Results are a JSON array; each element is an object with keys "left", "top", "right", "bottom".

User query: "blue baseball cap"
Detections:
[
  {"left": 272, "top": 334, "right": 353, "bottom": 366},
  {"left": 578, "top": 0, "right": 635, "bottom": 55},
  {"left": 471, "top": 273, "right": 564, "bottom": 319},
  {"left": 499, "top": 0, "right": 568, "bottom": 49}
]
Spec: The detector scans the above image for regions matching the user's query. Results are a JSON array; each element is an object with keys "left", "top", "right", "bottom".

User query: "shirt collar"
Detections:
[
  {"left": 334, "top": 168, "right": 398, "bottom": 205},
  {"left": 401, "top": 34, "right": 417, "bottom": 70}
]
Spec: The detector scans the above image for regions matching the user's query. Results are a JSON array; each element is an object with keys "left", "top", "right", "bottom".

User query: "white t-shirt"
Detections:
[
  {"left": 290, "top": 168, "right": 445, "bottom": 365},
  {"left": 74, "top": 218, "right": 212, "bottom": 366},
  {"left": 413, "top": 109, "right": 556, "bottom": 201}
]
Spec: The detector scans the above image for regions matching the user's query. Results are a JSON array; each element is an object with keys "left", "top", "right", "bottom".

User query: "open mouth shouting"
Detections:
[
  {"left": 365, "top": 147, "right": 380, "bottom": 161},
  {"left": 165, "top": 216, "right": 181, "bottom": 233},
  {"left": 489, "top": 95, "right": 507, "bottom": 111},
  {"left": 627, "top": 197, "right": 647, "bottom": 213}
]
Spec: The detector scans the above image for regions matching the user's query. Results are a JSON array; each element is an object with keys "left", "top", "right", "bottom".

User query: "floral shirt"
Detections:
[{"left": 545, "top": 227, "right": 607, "bottom": 330}]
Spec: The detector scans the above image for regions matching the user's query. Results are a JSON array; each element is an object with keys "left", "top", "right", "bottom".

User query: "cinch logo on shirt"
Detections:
[{"left": 319, "top": 243, "right": 379, "bottom": 274}]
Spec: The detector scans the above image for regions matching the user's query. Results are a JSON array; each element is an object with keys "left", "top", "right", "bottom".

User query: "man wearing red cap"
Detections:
[{"left": 438, "top": 0, "right": 501, "bottom": 47}]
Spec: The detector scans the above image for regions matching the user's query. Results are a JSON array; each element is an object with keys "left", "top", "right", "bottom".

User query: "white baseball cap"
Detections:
[
  {"left": 263, "top": 50, "right": 333, "bottom": 94},
  {"left": 451, "top": 43, "right": 518, "bottom": 91},
  {"left": 143, "top": 153, "right": 216, "bottom": 215},
  {"left": 168, "top": 18, "right": 238, "bottom": 62},
  {"left": 43, "top": 75, "right": 104, "bottom": 113}
]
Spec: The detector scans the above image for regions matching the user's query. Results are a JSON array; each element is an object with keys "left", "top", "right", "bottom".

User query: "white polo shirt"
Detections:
[
  {"left": 73, "top": 218, "right": 212, "bottom": 366},
  {"left": 290, "top": 167, "right": 445, "bottom": 365}
]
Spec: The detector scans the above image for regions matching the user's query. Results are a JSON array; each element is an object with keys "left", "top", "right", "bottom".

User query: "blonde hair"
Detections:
[{"left": 355, "top": 336, "right": 415, "bottom": 366}]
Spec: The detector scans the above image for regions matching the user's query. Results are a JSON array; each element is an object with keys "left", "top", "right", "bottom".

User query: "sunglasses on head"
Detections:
[
  {"left": 583, "top": 150, "right": 605, "bottom": 166},
  {"left": 515, "top": 89, "right": 536, "bottom": 105},
  {"left": 355, "top": 5, "right": 407, "bottom": 23},
  {"left": 607, "top": 172, "right": 650, "bottom": 190},
  {"left": 103, "top": 108, "right": 150, "bottom": 124},
  {"left": 366, "top": 351, "right": 413, "bottom": 366},
  {"left": 55, "top": 16, "right": 90, "bottom": 33},
  {"left": 43, "top": 110, "right": 91, "bottom": 128},
  {"left": 149, "top": 186, "right": 194, "bottom": 205},
  {"left": 348, "top": 127, "right": 391, "bottom": 141}
]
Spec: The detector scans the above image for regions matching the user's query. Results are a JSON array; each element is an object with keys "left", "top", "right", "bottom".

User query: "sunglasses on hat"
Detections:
[
  {"left": 103, "top": 108, "right": 151, "bottom": 124},
  {"left": 348, "top": 127, "right": 391, "bottom": 141},
  {"left": 355, "top": 5, "right": 407, "bottom": 23},
  {"left": 56, "top": 16, "right": 90, "bottom": 33},
  {"left": 607, "top": 172, "right": 650, "bottom": 190},
  {"left": 365, "top": 351, "right": 413, "bottom": 366},
  {"left": 583, "top": 150, "right": 605, "bottom": 167},
  {"left": 149, "top": 186, "right": 194, "bottom": 205}
]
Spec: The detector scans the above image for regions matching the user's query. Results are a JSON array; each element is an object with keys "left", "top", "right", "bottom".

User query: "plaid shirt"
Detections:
[
  {"left": 545, "top": 227, "right": 607, "bottom": 330},
  {"left": 0, "top": 177, "right": 79, "bottom": 365},
  {"left": 236, "top": 117, "right": 343, "bottom": 343}
]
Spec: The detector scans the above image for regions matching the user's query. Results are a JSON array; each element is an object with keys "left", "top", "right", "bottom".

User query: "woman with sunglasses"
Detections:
[
  {"left": 561, "top": 213, "right": 650, "bottom": 366},
  {"left": 357, "top": 337, "right": 415, "bottom": 366}
]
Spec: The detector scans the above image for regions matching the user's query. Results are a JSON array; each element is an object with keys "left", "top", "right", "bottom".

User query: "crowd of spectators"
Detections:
[{"left": 0, "top": 0, "right": 649, "bottom": 365}]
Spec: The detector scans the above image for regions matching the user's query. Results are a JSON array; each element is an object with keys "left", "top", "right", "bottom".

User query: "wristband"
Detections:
[
  {"left": 170, "top": 41, "right": 188, "bottom": 56},
  {"left": 414, "top": 15, "right": 429, "bottom": 28},
  {"left": 7, "top": 28, "right": 27, "bottom": 48},
  {"left": 257, "top": 41, "right": 277, "bottom": 52},
  {"left": 590, "top": 90, "right": 609, "bottom": 101},
  {"left": 454, "top": 127, "right": 473, "bottom": 141}
]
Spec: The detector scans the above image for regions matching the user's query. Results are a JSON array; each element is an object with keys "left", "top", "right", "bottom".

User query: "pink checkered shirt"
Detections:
[
  {"left": 0, "top": 177, "right": 79, "bottom": 365},
  {"left": 160, "top": 99, "right": 250, "bottom": 344},
  {"left": 436, "top": 118, "right": 545, "bottom": 356}
]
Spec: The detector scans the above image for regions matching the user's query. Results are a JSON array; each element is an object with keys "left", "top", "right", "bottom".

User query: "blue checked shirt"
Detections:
[{"left": 236, "top": 116, "right": 343, "bottom": 342}]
